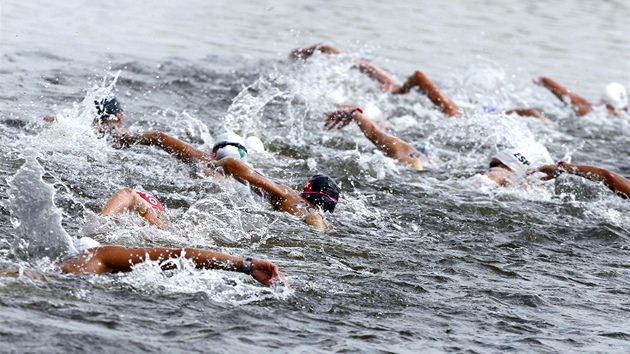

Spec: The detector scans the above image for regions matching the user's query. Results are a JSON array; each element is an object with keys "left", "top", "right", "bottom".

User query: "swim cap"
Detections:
[
  {"left": 245, "top": 136, "right": 265, "bottom": 153},
  {"left": 73, "top": 237, "right": 100, "bottom": 252},
  {"left": 300, "top": 175, "right": 340, "bottom": 213},
  {"left": 212, "top": 132, "right": 248, "bottom": 161},
  {"left": 490, "top": 149, "right": 532, "bottom": 176},
  {"left": 601, "top": 82, "right": 628, "bottom": 110},
  {"left": 94, "top": 97, "right": 123, "bottom": 121}
]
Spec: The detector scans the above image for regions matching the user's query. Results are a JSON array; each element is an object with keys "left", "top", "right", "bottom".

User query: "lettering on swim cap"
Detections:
[
  {"left": 513, "top": 152, "right": 530, "bottom": 166},
  {"left": 491, "top": 149, "right": 532, "bottom": 176}
]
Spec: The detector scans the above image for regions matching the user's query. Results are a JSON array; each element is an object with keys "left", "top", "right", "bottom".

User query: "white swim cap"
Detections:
[
  {"left": 212, "top": 132, "right": 247, "bottom": 161},
  {"left": 245, "top": 136, "right": 265, "bottom": 153},
  {"left": 363, "top": 102, "right": 384, "bottom": 122},
  {"left": 601, "top": 82, "right": 627, "bottom": 110},
  {"left": 491, "top": 149, "right": 532, "bottom": 176},
  {"left": 73, "top": 237, "right": 100, "bottom": 252}
]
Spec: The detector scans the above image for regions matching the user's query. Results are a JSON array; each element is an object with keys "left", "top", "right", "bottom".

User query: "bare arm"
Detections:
[
  {"left": 325, "top": 107, "right": 426, "bottom": 170},
  {"left": 100, "top": 188, "right": 167, "bottom": 230},
  {"left": 59, "top": 246, "right": 288, "bottom": 286},
  {"left": 352, "top": 59, "right": 402, "bottom": 93},
  {"left": 532, "top": 162, "right": 630, "bottom": 199},
  {"left": 537, "top": 76, "right": 592, "bottom": 116},
  {"left": 289, "top": 43, "right": 341, "bottom": 60},
  {"left": 217, "top": 157, "right": 295, "bottom": 201},
  {"left": 399, "top": 71, "right": 461, "bottom": 117},
  {"left": 122, "top": 131, "right": 212, "bottom": 165},
  {"left": 216, "top": 157, "right": 327, "bottom": 227},
  {"left": 504, "top": 108, "right": 554, "bottom": 126}
]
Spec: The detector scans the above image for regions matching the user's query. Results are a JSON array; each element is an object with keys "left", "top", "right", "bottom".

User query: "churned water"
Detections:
[{"left": 1, "top": 0, "right": 629, "bottom": 353}]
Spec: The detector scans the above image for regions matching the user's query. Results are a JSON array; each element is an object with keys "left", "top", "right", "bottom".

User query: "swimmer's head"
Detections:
[
  {"left": 73, "top": 237, "right": 100, "bottom": 252},
  {"left": 94, "top": 97, "right": 123, "bottom": 121},
  {"left": 601, "top": 82, "right": 628, "bottom": 112},
  {"left": 301, "top": 175, "right": 340, "bottom": 213},
  {"left": 212, "top": 132, "right": 248, "bottom": 161},
  {"left": 490, "top": 149, "right": 532, "bottom": 176},
  {"left": 245, "top": 136, "right": 265, "bottom": 154}
]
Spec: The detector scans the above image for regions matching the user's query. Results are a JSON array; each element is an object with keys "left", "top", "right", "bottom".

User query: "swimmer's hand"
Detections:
[
  {"left": 43, "top": 115, "right": 57, "bottom": 123},
  {"left": 110, "top": 127, "right": 131, "bottom": 149},
  {"left": 528, "top": 162, "right": 566, "bottom": 181},
  {"left": 324, "top": 107, "right": 361, "bottom": 130},
  {"left": 250, "top": 259, "right": 290, "bottom": 288},
  {"left": 289, "top": 43, "right": 341, "bottom": 60}
]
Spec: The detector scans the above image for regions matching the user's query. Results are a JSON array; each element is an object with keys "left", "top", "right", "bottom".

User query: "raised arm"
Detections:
[
  {"left": 352, "top": 59, "right": 403, "bottom": 93},
  {"left": 398, "top": 71, "right": 461, "bottom": 117},
  {"left": 536, "top": 76, "right": 592, "bottom": 116},
  {"left": 289, "top": 43, "right": 341, "bottom": 60},
  {"left": 533, "top": 162, "right": 630, "bottom": 199},
  {"left": 325, "top": 106, "right": 426, "bottom": 170},
  {"left": 59, "top": 245, "right": 288, "bottom": 286}
]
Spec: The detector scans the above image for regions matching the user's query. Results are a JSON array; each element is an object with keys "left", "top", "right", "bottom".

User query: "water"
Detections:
[{"left": 1, "top": 0, "right": 630, "bottom": 352}]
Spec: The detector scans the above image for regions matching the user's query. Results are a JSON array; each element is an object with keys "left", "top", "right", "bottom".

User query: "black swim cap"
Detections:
[
  {"left": 300, "top": 175, "right": 340, "bottom": 213},
  {"left": 94, "top": 97, "right": 123, "bottom": 121}
]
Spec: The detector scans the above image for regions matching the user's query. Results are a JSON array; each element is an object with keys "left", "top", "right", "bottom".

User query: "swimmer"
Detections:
[
  {"left": 325, "top": 105, "right": 431, "bottom": 170},
  {"left": 484, "top": 148, "right": 534, "bottom": 187},
  {"left": 44, "top": 96, "right": 131, "bottom": 148},
  {"left": 535, "top": 77, "right": 628, "bottom": 117},
  {"left": 91, "top": 96, "right": 127, "bottom": 139},
  {"left": 58, "top": 238, "right": 287, "bottom": 286},
  {"left": 529, "top": 161, "right": 630, "bottom": 199},
  {"left": 119, "top": 131, "right": 250, "bottom": 177},
  {"left": 99, "top": 188, "right": 169, "bottom": 230},
  {"left": 291, "top": 43, "right": 546, "bottom": 121},
  {"left": 216, "top": 157, "right": 340, "bottom": 230}
]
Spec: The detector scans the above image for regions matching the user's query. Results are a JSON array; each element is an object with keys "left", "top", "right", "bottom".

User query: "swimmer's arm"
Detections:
[
  {"left": 122, "top": 131, "right": 212, "bottom": 164},
  {"left": 146, "top": 247, "right": 288, "bottom": 286},
  {"left": 326, "top": 108, "right": 423, "bottom": 167},
  {"left": 58, "top": 246, "right": 168, "bottom": 274},
  {"left": 504, "top": 108, "right": 554, "bottom": 126},
  {"left": 217, "top": 157, "right": 292, "bottom": 199},
  {"left": 352, "top": 59, "right": 402, "bottom": 92},
  {"left": 399, "top": 71, "right": 461, "bottom": 117},
  {"left": 352, "top": 110, "right": 417, "bottom": 161},
  {"left": 561, "top": 163, "right": 630, "bottom": 199},
  {"left": 59, "top": 246, "right": 288, "bottom": 286},
  {"left": 532, "top": 163, "right": 630, "bottom": 199},
  {"left": 289, "top": 43, "right": 341, "bottom": 60},
  {"left": 536, "top": 76, "right": 592, "bottom": 116}
]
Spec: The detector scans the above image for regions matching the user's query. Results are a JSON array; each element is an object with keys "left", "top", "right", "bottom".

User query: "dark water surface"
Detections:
[{"left": 1, "top": 1, "right": 630, "bottom": 353}]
